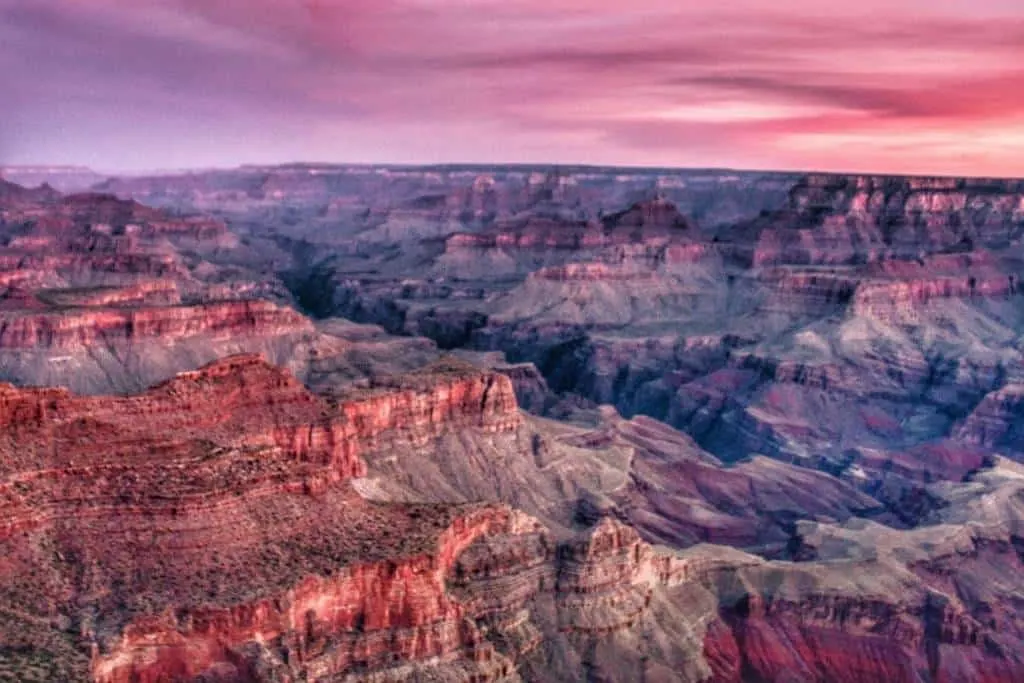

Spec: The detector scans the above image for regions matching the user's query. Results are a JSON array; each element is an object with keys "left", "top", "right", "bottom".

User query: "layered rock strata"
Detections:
[{"left": 0, "top": 355, "right": 534, "bottom": 681}]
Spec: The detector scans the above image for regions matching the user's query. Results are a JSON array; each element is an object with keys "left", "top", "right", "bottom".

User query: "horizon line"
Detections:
[{"left": 2, "top": 160, "right": 1023, "bottom": 183}]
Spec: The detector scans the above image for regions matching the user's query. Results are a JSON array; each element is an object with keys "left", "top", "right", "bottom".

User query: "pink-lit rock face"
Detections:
[
  {"left": 339, "top": 370, "right": 523, "bottom": 442},
  {"left": 750, "top": 175, "right": 1024, "bottom": 266},
  {"left": 1, "top": 189, "right": 232, "bottom": 252},
  {"left": 0, "top": 180, "right": 393, "bottom": 395},
  {"left": 851, "top": 275, "right": 1019, "bottom": 321},
  {"left": 91, "top": 505, "right": 527, "bottom": 683},
  {"left": 704, "top": 617, "right": 936, "bottom": 683},
  {"left": 0, "top": 180, "right": 245, "bottom": 312},
  {"left": 698, "top": 495, "right": 1024, "bottom": 683},
  {"left": 0, "top": 300, "right": 312, "bottom": 350},
  {"left": 0, "top": 355, "right": 537, "bottom": 681},
  {"left": 0, "top": 353, "right": 724, "bottom": 682}
]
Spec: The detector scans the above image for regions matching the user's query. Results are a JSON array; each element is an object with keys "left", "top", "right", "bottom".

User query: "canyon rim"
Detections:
[{"left": 3, "top": 0, "right": 1024, "bottom": 681}]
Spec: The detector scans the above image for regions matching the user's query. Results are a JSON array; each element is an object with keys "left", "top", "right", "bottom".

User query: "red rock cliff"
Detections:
[{"left": 0, "top": 355, "right": 530, "bottom": 681}]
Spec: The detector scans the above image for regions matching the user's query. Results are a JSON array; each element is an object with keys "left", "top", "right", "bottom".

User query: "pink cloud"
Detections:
[{"left": 2, "top": 0, "right": 1024, "bottom": 175}]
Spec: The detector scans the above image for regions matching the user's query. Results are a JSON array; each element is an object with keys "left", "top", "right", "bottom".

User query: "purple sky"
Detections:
[{"left": 3, "top": 0, "right": 1024, "bottom": 175}]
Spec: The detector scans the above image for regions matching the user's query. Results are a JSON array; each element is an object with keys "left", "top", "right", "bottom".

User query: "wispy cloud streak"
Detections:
[{"left": 2, "top": 0, "right": 1023, "bottom": 174}]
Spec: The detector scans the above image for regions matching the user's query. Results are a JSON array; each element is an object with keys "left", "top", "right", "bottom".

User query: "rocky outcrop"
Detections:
[
  {"left": 495, "top": 361, "right": 552, "bottom": 413},
  {"left": 0, "top": 180, "right": 361, "bottom": 393},
  {"left": 451, "top": 516, "right": 713, "bottom": 682},
  {"left": 31, "top": 280, "right": 182, "bottom": 308},
  {"left": 0, "top": 355, "right": 537, "bottom": 681},
  {"left": 955, "top": 384, "right": 1024, "bottom": 453},
  {"left": 851, "top": 275, "right": 1020, "bottom": 321},
  {"left": 553, "top": 518, "right": 690, "bottom": 633},
  {"left": 0, "top": 251, "right": 190, "bottom": 284},
  {"left": 749, "top": 222, "right": 887, "bottom": 267},
  {"left": 0, "top": 299, "right": 312, "bottom": 350},
  {"left": 445, "top": 218, "right": 605, "bottom": 251},
  {"left": 758, "top": 269, "right": 859, "bottom": 315},
  {"left": 696, "top": 480, "right": 1024, "bottom": 682},
  {"left": 92, "top": 505, "right": 532, "bottom": 683},
  {"left": 1, "top": 190, "right": 231, "bottom": 247},
  {"left": 748, "top": 174, "right": 1024, "bottom": 267},
  {"left": 0, "top": 180, "right": 241, "bottom": 298},
  {"left": 336, "top": 362, "right": 523, "bottom": 442},
  {"left": 531, "top": 262, "right": 657, "bottom": 282},
  {"left": 602, "top": 196, "right": 694, "bottom": 233}
]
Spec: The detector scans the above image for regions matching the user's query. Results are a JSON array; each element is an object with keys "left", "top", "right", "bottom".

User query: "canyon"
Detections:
[{"left": 1, "top": 165, "right": 1023, "bottom": 681}]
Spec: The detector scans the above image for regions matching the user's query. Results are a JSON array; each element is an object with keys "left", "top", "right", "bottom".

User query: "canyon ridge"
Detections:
[{"left": 0, "top": 164, "right": 1023, "bottom": 682}]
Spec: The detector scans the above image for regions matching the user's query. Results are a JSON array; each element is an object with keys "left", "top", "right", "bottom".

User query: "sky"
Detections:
[{"left": 2, "top": 0, "right": 1024, "bottom": 176}]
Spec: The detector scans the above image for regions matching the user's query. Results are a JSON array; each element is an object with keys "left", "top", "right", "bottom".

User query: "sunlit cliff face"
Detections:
[{"left": 2, "top": 0, "right": 1023, "bottom": 175}]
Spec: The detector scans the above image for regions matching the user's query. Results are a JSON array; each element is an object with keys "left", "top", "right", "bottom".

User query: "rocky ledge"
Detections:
[{"left": 0, "top": 355, "right": 533, "bottom": 681}]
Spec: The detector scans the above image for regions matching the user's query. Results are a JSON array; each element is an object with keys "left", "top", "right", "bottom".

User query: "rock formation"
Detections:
[
  {"left": 0, "top": 166, "right": 1023, "bottom": 681},
  {"left": 0, "top": 355, "right": 526, "bottom": 681}
]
